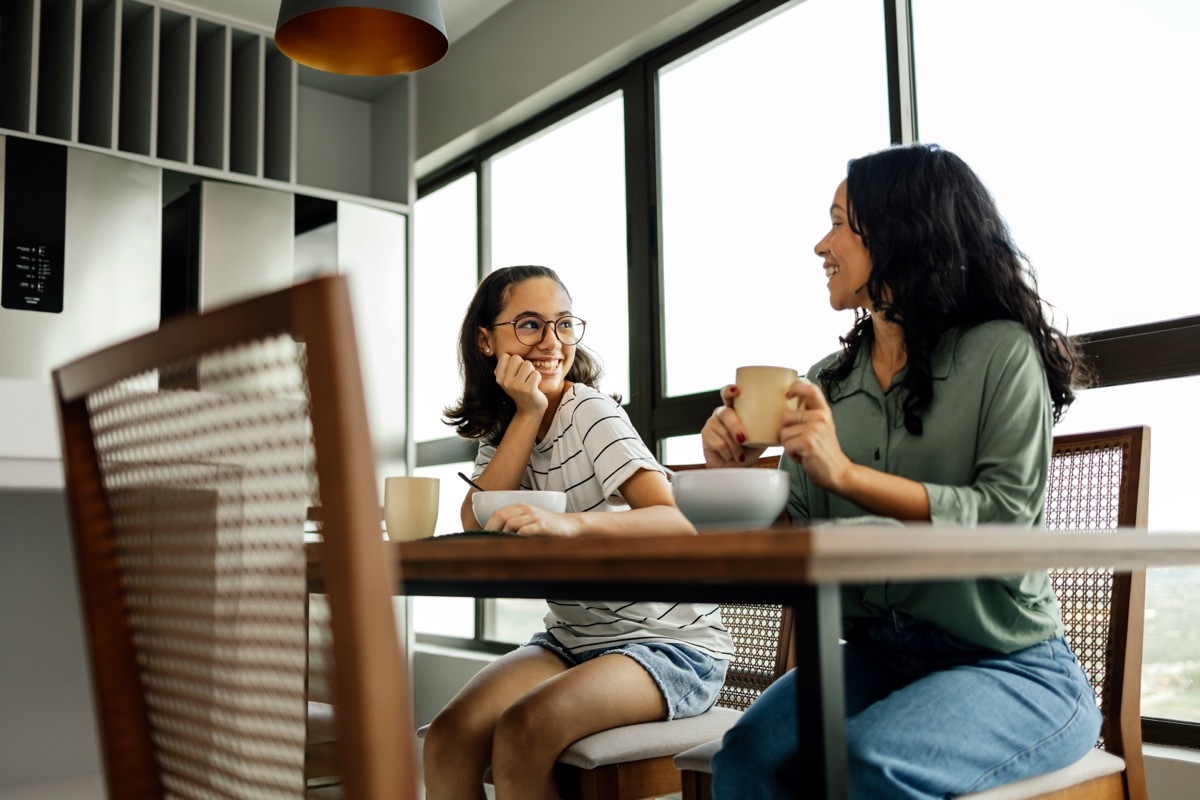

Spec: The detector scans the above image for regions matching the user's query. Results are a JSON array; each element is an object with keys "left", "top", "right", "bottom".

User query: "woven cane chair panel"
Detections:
[
  {"left": 718, "top": 603, "right": 785, "bottom": 712},
  {"left": 1045, "top": 436, "right": 1130, "bottom": 749},
  {"left": 87, "top": 335, "right": 316, "bottom": 798}
]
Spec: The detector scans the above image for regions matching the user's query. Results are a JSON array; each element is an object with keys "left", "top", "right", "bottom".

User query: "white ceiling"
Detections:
[{"left": 175, "top": 0, "right": 514, "bottom": 42}]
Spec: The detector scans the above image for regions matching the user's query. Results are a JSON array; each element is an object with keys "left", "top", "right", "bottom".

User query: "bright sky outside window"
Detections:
[
  {"left": 658, "top": 0, "right": 890, "bottom": 397},
  {"left": 489, "top": 94, "right": 631, "bottom": 402}
]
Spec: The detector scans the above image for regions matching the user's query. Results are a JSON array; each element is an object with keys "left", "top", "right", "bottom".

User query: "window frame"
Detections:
[{"left": 410, "top": 0, "right": 1200, "bottom": 748}]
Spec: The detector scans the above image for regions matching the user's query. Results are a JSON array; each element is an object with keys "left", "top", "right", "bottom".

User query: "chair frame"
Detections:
[
  {"left": 1030, "top": 425, "right": 1149, "bottom": 800},
  {"left": 54, "top": 275, "right": 417, "bottom": 800},
  {"left": 677, "top": 428, "right": 1150, "bottom": 800}
]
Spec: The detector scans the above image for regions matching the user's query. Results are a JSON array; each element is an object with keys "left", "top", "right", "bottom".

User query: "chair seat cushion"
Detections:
[
  {"left": 557, "top": 707, "right": 743, "bottom": 770},
  {"left": 673, "top": 737, "right": 723, "bottom": 772},
  {"left": 956, "top": 750, "right": 1125, "bottom": 799}
]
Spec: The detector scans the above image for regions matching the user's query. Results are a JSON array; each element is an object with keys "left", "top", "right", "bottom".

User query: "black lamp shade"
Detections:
[{"left": 275, "top": 0, "right": 449, "bottom": 76}]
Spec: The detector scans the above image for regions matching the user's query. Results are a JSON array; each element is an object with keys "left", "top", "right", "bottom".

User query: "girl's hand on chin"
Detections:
[{"left": 495, "top": 353, "right": 549, "bottom": 414}]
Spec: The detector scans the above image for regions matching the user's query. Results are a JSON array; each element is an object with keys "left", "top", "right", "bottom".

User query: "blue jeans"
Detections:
[{"left": 711, "top": 614, "right": 1102, "bottom": 799}]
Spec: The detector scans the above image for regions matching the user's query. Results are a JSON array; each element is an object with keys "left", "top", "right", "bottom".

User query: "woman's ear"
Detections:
[{"left": 476, "top": 328, "right": 493, "bottom": 357}]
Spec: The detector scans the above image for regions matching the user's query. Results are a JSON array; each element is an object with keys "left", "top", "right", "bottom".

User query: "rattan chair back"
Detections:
[
  {"left": 54, "top": 276, "right": 416, "bottom": 800},
  {"left": 1042, "top": 426, "right": 1150, "bottom": 799}
]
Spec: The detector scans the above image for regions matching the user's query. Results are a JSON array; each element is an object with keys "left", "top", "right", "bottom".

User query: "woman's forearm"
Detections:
[{"left": 837, "top": 463, "right": 931, "bottom": 521}]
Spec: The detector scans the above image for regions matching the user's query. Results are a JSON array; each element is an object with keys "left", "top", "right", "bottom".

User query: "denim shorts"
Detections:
[{"left": 526, "top": 631, "right": 728, "bottom": 720}]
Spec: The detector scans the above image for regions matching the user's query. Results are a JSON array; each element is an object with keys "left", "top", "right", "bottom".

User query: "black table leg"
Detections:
[{"left": 791, "top": 583, "right": 846, "bottom": 798}]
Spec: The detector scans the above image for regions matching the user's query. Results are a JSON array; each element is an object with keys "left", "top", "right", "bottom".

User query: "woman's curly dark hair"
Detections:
[
  {"left": 444, "top": 265, "right": 605, "bottom": 445},
  {"left": 818, "top": 144, "right": 1090, "bottom": 434}
]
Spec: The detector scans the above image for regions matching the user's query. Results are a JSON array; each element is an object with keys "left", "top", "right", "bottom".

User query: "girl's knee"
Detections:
[
  {"left": 492, "top": 698, "right": 545, "bottom": 755},
  {"left": 424, "top": 704, "right": 489, "bottom": 768}
]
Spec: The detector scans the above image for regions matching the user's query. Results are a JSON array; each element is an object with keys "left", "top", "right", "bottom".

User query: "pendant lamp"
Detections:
[{"left": 275, "top": 0, "right": 449, "bottom": 76}]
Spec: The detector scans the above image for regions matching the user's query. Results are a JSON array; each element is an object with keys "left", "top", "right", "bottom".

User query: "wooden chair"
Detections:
[
  {"left": 676, "top": 427, "right": 1151, "bottom": 800},
  {"left": 959, "top": 424, "right": 1150, "bottom": 800},
  {"left": 548, "top": 456, "right": 792, "bottom": 800},
  {"left": 414, "top": 456, "right": 791, "bottom": 799},
  {"left": 53, "top": 275, "right": 417, "bottom": 799},
  {"left": 553, "top": 603, "right": 793, "bottom": 800}
]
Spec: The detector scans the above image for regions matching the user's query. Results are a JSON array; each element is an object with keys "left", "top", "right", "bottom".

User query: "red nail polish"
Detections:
[
  {"left": 738, "top": 454, "right": 745, "bottom": 463},
  {"left": 736, "top": 433, "right": 746, "bottom": 444}
]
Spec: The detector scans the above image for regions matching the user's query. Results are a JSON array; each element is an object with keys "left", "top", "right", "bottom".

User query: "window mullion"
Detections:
[{"left": 884, "top": 0, "right": 918, "bottom": 144}]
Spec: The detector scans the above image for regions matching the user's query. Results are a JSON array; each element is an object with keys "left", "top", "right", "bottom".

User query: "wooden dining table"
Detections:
[{"left": 307, "top": 524, "right": 1200, "bottom": 799}]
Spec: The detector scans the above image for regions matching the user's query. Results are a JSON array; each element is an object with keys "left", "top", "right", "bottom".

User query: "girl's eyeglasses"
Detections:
[{"left": 487, "top": 315, "right": 587, "bottom": 346}]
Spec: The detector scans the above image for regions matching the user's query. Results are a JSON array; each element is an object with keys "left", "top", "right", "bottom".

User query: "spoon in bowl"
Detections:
[{"left": 457, "top": 471, "right": 486, "bottom": 492}]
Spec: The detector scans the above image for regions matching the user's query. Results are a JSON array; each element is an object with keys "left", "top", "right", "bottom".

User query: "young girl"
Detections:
[{"left": 424, "top": 265, "right": 734, "bottom": 800}]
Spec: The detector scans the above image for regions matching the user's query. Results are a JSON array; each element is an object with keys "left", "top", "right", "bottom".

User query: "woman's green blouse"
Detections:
[{"left": 783, "top": 320, "right": 1063, "bottom": 654}]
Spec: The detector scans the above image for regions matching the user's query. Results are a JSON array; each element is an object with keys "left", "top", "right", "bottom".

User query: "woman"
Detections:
[
  {"left": 424, "top": 265, "right": 733, "bottom": 800},
  {"left": 702, "top": 144, "right": 1099, "bottom": 798}
]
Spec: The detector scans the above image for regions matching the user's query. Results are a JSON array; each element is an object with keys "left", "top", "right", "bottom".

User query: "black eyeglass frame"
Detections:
[{"left": 486, "top": 315, "right": 588, "bottom": 346}]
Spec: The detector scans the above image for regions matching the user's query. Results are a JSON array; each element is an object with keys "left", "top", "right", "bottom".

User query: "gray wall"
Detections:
[
  {"left": 0, "top": 491, "right": 100, "bottom": 789},
  {"left": 297, "top": 86, "right": 374, "bottom": 197}
]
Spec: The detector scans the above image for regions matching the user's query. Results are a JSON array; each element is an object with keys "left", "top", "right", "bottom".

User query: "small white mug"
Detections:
[
  {"left": 733, "top": 365, "right": 800, "bottom": 448},
  {"left": 383, "top": 476, "right": 440, "bottom": 541}
]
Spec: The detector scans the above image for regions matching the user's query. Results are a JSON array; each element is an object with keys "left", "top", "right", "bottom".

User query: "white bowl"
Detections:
[
  {"left": 672, "top": 468, "right": 790, "bottom": 530},
  {"left": 472, "top": 490, "right": 568, "bottom": 529}
]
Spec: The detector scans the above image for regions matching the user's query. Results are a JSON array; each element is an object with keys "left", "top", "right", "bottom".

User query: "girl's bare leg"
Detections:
[
  {"left": 423, "top": 646, "right": 568, "bottom": 800},
  {"left": 490, "top": 653, "right": 669, "bottom": 800}
]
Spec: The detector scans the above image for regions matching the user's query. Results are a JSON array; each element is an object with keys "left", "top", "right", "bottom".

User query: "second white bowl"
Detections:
[{"left": 672, "top": 467, "right": 789, "bottom": 530}]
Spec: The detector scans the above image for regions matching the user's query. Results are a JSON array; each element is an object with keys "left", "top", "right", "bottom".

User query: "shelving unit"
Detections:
[
  {"left": 0, "top": 0, "right": 38, "bottom": 133},
  {"left": 263, "top": 44, "right": 294, "bottom": 183},
  {"left": 229, "top": 28, "right": 261, "bottom": 177},
  {"left": 118, "top": 0, "right": 157, "bottom": 157},
  {"left": 156, "top": 7, "right": 192, "bottom": 163},
  {"left": 79, "top": 0, "right": 118, "bottom": 148},
  {"left": 193, "top": 17, "right": 227, "bottom": 170},
  {"left": 0, "top": 0, "right": 411, "bottom": 205},
  {"left": 37, "top": 0, "right": 80, "bottom": 141}
]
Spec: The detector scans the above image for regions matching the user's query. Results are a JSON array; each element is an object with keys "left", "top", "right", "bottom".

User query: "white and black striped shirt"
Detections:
[{"left": 472, "top": 384, "right": 734, "bottom": 659}]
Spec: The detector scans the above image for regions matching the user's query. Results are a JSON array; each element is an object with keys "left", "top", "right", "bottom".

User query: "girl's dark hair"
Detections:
[
  {"left": 444, "top": 265, "right": 605, "bottom": 444},
  {"left": 818, "top": 143, "right": 1090, "bottom": 434}
]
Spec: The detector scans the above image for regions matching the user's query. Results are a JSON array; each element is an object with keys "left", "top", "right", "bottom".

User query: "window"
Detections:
[
  {"left": 411, "top": 175, "right": 479, "bottom": 639},
  {"left": 658, "top": 0, "right": 890, "bottom": 397},
  {"left": 412, "top": 174, "right": 478, "bottom": 445},
  {"left": 911, "top": 0, "right": 1200, "bottom": 334},
  {"left": 412, "top": 0, "right": 1200, "bottom": 745},
  {"left": 489, "top": 93, "right": 631, "bottom": 401},
  {"left": 1056, "top": 377, "right": 1200, "bottom": 723},
  {"left": 411, "top": 461, "right": 476, "bottom": 639}
]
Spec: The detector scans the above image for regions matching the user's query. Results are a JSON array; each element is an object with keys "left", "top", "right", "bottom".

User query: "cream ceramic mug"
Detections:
[
  {"left": 733, "top": 365, "right": 800, "bottom": 448},
  {"left": 383, "top": 476, "right": 439, "bottom": 541}
]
